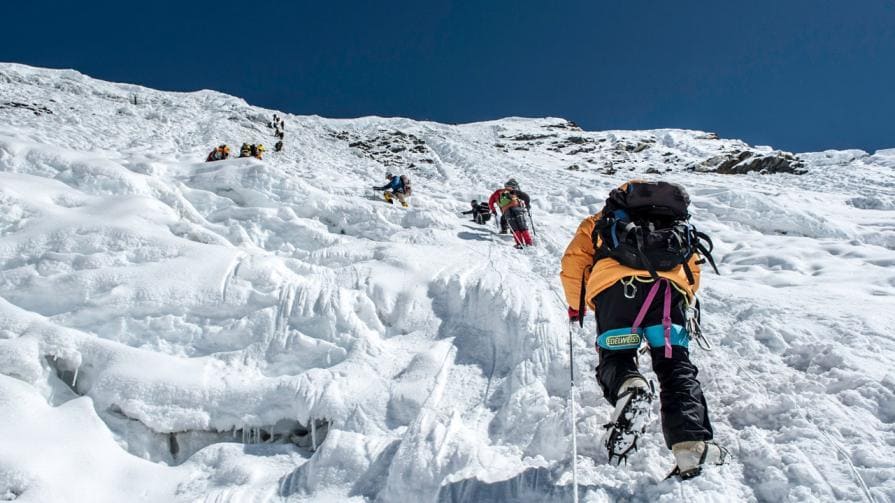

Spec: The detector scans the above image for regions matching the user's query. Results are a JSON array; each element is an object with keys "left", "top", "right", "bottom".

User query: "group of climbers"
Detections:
[
  {"left": 205, "top": 142, "right": 265, "bottom": 161},
  {"left": 271, "top": 114, "right": 285, "bottom": 139},
  {"left": 205, "top": 114, "right": 285, "bottom": 162},
  {"left": 239, "top": 143, "right": 266, "bottom": 159},
  {"left": 457, "top": 178, "right": 535, "bottom": 249},
  {"left": 487, "top": 178, "right": 533, "bottom": 248},
  {"left": 270, "top": 113, "right": 285, "bottom": 152},
  {"left": 205, "top": 144, "right": 230, "bottom": 162}
]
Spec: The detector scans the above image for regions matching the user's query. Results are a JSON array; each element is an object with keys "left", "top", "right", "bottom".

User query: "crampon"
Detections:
[{"left": 602, "top": 381, "right": 655, "bottom": 465}]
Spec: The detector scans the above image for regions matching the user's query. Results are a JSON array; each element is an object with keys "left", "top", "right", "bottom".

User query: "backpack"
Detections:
[
  {"left": 498, "top": 190, "right": 516, "bottom": 209},
  {"left": 593, "top": 181, "right": 718, "bottom": 284},
  {"left": 399, "top": 174, "right": 412, "bottom": 195}
]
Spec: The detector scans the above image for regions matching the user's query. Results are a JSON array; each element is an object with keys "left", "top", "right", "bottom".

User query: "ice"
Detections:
[{"left": 0, "top": 62, "right": 893, "bottom": 502}]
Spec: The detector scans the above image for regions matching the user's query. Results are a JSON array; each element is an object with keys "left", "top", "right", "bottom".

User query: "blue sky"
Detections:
[{"left": 2, "top": 0, "right": 894, "bottom": 152}]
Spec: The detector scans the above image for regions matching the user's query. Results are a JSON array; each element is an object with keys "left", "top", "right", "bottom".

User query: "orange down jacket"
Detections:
[{"left": 560, "top": 209, "right": 702, "bottom": 312}]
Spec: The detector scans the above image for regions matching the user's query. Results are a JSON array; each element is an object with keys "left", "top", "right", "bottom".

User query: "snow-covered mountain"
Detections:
[{"left": 0, "top": 63, "right": 893, "bottom": 502}]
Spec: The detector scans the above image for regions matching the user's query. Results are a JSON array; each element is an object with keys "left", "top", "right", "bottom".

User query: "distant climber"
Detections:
[
  {"left": 489, "top": 179, "right": 532, "bottom": 247},
  {"left": 275, "top": 140, "right": 284, "bottom": 152},
  {"left": 251, "top": 144, "right": 266, "bottom": 160},
  {"left": 205, "top": 144, "right": 230, "bottom": 162},
  {"left": 372, "top": 172, "right": 412, "bottom": 207},
  {"left": 560, "top": 180, "right": 725, "bottom": 479},
  {"left": 239, "top": 143, "right": 251, "bottom": 158},
  {"left": 461, "top": 200, "right": 492, "bottom": 224}
]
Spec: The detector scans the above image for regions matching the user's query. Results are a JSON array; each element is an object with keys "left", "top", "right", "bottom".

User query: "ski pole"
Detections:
[
  {"left": 527, "top": 208, "right": 537, "bottom": 237},
  {"left": 569, "top": 322, "right": 579, "bottom": 503}
]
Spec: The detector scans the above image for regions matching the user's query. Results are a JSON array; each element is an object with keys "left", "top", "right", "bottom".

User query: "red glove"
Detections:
[{"left": 568, "top": 306, "right": 585, "bottom": 322}]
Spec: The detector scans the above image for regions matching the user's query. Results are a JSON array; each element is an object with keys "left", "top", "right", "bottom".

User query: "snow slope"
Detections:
[{"left": 0, "top": 63, "right": 893, "bottom": 502}]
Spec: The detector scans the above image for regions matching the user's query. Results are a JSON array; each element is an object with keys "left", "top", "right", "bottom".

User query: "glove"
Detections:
[{"left": 568, "top": 306, "right": 585, "bottom": 322}]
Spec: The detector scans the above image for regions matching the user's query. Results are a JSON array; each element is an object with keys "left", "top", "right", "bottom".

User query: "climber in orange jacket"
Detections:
[{"left": 560, "top": 180, "right": 725, "bottom": 479}]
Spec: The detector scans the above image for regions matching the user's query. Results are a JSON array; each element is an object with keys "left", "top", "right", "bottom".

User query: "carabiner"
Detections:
[{"left": 621, "top": 277, "right": 637, "bottom": 299}]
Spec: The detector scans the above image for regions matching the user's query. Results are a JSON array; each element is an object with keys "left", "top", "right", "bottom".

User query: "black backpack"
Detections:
[{"left": 592, "top": 181, "right": 718, "bottom": 284}]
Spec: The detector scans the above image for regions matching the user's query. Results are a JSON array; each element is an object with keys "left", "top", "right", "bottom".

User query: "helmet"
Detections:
[
  {"left": 385, "top": 172, "right": 394, "bottom": 179},
  {"left": 471, "top": 200, "right": 478, "bottom": 205},
  {"left": 505, "top": 178, "right": 519, "bottom": 189},
  {"left": 258, "top": 144, "right": 265, "bottom": 150}
]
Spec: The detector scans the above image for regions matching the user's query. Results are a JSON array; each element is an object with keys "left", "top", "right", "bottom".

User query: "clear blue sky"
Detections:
[{"left": 3, "top": 0, "right": 894, "bottom": 153}]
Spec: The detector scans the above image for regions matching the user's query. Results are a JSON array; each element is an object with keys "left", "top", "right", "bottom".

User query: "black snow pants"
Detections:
[
  {"left": 505, "top": 206, "right": 529, "bottom": 232},
  {"left": 474, "top": 211, "right": 492, "bottom": 225},
  {"left": 594, "top": 279, "right": 714, "bottom": 448}
]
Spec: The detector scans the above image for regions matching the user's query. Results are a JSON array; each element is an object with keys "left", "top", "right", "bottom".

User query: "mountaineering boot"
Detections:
[
  {"left": 603, "top": 377, "right": 654, "bottom": 464},
  {"left": 667, "top": 440, "right": 728, "bottom": 480},
  {"left": 383, "top": 192, "right": 394, "bottom": 204}
]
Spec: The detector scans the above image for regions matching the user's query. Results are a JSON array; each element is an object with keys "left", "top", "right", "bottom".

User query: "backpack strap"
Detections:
[
  {"left": 693, "top": 231, "right": 720, "bottom": 275},
  {"left": 630, "top": 279, "right": 674, "bottom": 358},
  {"left": 632, "top": 225, "right": 660, "bottom": 280}
]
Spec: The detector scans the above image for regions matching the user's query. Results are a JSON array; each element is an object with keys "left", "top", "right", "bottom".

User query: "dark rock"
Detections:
[
  {"left": 1, "top": 101, "right": 53, "bottom": 115},
  {"left": 544, "top": 120, "right": 582, "bottom": 131},
  {"left": 511, "top": 133, "right": 556, "bottom": 142},
  {"left": 349, "top": 141, "right": 372, "bottom": 150},
  {"left": 700, "top": 150, "right": 806, "bottom": 175}
]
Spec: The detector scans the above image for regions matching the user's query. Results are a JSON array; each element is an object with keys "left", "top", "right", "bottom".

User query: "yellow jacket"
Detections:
[{"left": 560, "top": 212, "right": 701, "bottom": 311}]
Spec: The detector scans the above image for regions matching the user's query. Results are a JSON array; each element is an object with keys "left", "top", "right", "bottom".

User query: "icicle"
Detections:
[
  {"left": 311, "top": 419, "right": 317, "bottom": 451},
  {"left": 71, "top": 367, "right": 79, "bottom": 390}
]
